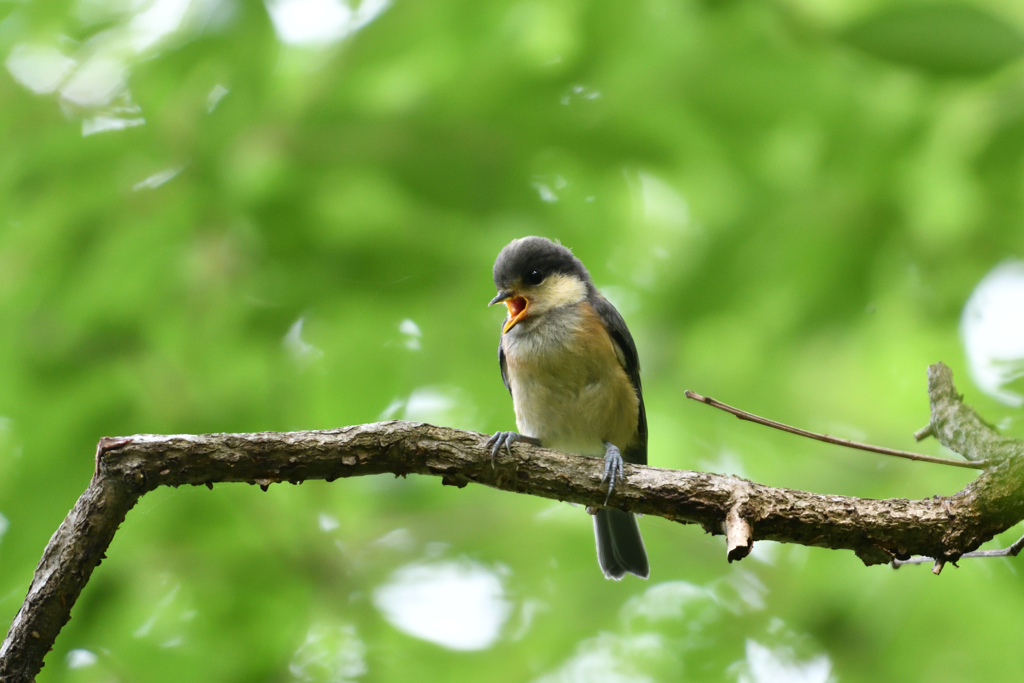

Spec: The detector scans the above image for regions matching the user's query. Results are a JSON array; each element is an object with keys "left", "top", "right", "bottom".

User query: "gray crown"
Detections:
[{"left": 493, "top": 236, "right": 590, "bottom": 289}]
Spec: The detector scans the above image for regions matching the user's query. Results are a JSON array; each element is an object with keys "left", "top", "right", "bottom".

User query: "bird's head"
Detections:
[{"left": 490, "top": 236, "right": 592, "bottom": 334}]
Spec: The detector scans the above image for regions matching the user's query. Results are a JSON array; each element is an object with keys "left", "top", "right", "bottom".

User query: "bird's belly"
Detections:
[
  {"left": 507, "top": 345, "right": 638, "bottom": 458},
  {"left": 514, "top": 387, "right": 619, "bottom": 457}
]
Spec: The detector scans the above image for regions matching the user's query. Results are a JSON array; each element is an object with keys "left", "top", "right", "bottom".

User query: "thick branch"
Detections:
[
  {"left": 2, "top": 363, "right": 1023, "bottom": 682},
  {"left": 0, "top": 439, "right": 139, "bottom": 683},
  {"left": 926, "top": 363, "right": 1024, "bottom": 462}
]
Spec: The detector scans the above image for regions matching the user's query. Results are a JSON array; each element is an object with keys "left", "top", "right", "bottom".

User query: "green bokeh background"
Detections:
[{"left": 2, "top": 0, "right": 1024, "bottom": 680}]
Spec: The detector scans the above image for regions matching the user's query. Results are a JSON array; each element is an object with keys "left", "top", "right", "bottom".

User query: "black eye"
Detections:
[{"left": 525, "top": 270, "right": 544, "bottom": 286}]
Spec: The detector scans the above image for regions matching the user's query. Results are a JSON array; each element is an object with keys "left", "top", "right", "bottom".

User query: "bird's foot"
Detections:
[
  {"left": 601, "top": 442, "right": 625, "bottom": 505},
  {"left": 486, "top": 431, "right": 540, "bottom": 468}
]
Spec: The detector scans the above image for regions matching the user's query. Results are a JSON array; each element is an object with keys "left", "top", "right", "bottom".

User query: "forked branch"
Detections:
[{"left": 1, "top": 363, "right": 1022, "bottom": 682}]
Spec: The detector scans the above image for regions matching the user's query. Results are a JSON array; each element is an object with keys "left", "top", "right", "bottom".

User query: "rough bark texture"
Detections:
[{"left": 2, "top": 363, "right": 1023, "bottom": 681}]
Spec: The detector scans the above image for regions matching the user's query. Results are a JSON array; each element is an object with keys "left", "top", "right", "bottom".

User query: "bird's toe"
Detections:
[
  {"left": 488, "top": 431, "right": 519, "bottom": 467},
  {"left": 602, "top": 443, "right": 625, "bottom": 504}
]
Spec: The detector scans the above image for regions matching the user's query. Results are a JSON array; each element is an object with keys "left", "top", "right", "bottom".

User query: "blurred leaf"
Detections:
[{"left": 842, "top": 4, "right": 1024, "bottom": 76}]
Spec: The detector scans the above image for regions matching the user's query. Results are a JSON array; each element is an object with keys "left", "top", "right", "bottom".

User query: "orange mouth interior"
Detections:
[
  {"left": 502, "top": 297, "right": 528, "bottom": 333},
  {"left": 506, "top": 297, "right": 527, "bottom": 318}
]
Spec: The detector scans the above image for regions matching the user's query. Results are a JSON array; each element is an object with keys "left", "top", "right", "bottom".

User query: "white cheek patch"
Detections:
[{"left": 530, "top": 274, "right": 587, "bottom": 315}]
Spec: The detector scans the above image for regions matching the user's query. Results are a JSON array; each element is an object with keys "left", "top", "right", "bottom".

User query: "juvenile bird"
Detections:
[{"left": 487, "top": 236, "right": 649, "bottom": 580}]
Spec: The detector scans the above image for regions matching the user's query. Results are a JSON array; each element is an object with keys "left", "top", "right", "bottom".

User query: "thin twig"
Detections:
[
  {"left": 892, "top": 532, "right": 1024, "bottom": 568},
  {"left": 684, "top": 391, "right": 989, "bottom": 470},
  {"left": 914, "top": 425, "right": 933, "bottom": 442}
]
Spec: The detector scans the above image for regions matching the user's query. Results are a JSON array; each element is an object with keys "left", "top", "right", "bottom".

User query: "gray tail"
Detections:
[{"left": 593, "top": 508, "right": 649, "bottom": 580}]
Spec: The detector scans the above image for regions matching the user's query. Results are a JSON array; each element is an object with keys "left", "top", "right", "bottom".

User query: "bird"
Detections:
[{"left": 486, "top": 236, "right": 649, "bottom": 580}]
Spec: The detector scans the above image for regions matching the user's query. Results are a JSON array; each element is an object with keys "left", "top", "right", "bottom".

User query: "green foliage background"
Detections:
[{"left": 2, "top": 0, "right": 1024, "bottom": 680}]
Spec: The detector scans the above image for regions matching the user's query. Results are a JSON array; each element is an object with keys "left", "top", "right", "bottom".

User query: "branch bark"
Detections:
[{"left": 2, "top": 363, "right": 1023, "bottom": 681}]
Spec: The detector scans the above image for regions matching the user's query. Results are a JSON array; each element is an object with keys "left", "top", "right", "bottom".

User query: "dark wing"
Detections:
[
  {"left": 591, "top": 293, "right": 647, "bottom": 465},
  {"left": 498, "top": 327, "right": 512, "bottom": 396}
]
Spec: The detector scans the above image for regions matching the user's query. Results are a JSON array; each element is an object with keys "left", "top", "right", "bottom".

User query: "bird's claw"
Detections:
[
  {"left": 601, "top": 442, "right": 625, "bottom": 505},
  {"left": 487, "top": 431, "right": 521, "bottom": 468}
]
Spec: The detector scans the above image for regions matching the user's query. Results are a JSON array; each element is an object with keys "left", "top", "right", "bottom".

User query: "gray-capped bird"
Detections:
[{"left": 487, "top": 236, "right": 649, "bottom": 580}]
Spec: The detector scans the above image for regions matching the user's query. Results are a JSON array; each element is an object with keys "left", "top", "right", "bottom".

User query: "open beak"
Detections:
[{"left": 489, "top": 289, "right": 529, "bottom": 334}]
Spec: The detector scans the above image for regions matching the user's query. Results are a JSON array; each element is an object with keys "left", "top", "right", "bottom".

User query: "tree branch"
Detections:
[{"left": 2, "top": 363, "right": 1023, "bottom": 682}]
